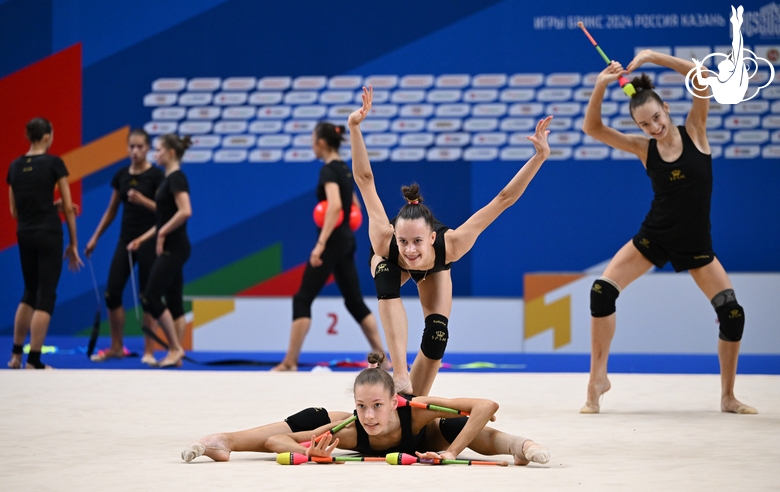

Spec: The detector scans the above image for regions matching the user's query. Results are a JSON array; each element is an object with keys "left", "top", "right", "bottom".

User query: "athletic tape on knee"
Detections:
[
  {"left": 374, "top": 260, "right": 401, "bottom": 300},
  {"left": 285, "top": 407, "right": 331, "bottom": 433},
  {"left": 590, "top": 278, "right": 620, "bottom": 318},
  {"left": 420, "top": 314, "right": 448, "bottom": 360},
  {"left": 712, "top": 290, "right": 744, "bottom": 342}
]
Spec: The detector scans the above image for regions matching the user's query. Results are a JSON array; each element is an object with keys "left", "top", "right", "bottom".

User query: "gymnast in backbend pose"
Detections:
[
  {"left": 182, "top": 352, "right": 549, "bottom": 465},
  {"left": 349, "top": 86, "right": 552, "bottom": 395},
  {"left": 580, "top": 50, "right": 756, "bottom": 414}
]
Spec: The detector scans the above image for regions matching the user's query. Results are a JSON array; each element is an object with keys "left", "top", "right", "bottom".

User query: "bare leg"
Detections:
[
  {"left": 689, "top": 258, "right": 756, "bottom": 414},
  {"left": 409, "top": 352, "right": 440, "bottom": 397},
  {"left": 182, "top": 412, "right": 352, "bottom": 462},
  {"left": 425, "top": 423, "right": 549, "bottom": 466},
  {"left": 9, "top": 303, "right": 33, "bottom": 368},
  {"left": 379, "top": 298, "right": 411, "bottom": 391},
  {"left": 24, "top": 310, "right": 54, "bottom": 369},
  {"left": 108, "top": 306, "right": 126, "bottom": 355},
  {"left": 156, "top": 309, "right": 183, "bottom": 367},
  {"left": 141, "top": 311, "right": 157, "bottom": 365},
  {"left": 271, "top": 317, "right": 311, "bottom": 371},
  {"left": 583, "top": 241, "right": 653, "bottom": 413}
]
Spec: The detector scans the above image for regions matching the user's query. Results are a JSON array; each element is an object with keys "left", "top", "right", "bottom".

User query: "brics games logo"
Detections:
[{"left": 685, "top": 5, "right": 775, "bottom": 104}]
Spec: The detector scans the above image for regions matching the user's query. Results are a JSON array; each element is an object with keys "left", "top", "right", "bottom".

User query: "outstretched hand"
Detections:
[
  {"left": 526, "top": 115, "right": 553, "bottom": 157},
  {"left": 305, "top": 433, "right": 339, "bottom": 458},
  {"left": 415, "top": 450, "right": 457, "bottom": 461},
  {"left": 348, "top": 86, "right": 373, "bottom": 127}
]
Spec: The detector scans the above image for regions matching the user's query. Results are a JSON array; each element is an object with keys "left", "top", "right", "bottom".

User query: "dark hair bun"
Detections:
[
  {"left": 367, "top": 352, "right": 385, "bottom": 366},
  {"left": 181, "top": 135, "right": 193, "bottom": 150},
  {"left": 401, "top": 183, "right": 423, "bottom": 204},
  {"left": 630, "top": 73, "right": 655, "bottom": 93}
]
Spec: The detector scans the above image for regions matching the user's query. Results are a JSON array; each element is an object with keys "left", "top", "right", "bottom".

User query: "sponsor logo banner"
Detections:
[
  {"left": 182, "top": 150, "right": 213, "bottom": 163},
  {"left": 249, "top": 149, "right": 283, "bottom": 162},
  {"left": 257, "top": 77, "right": 292, "bottom": 90},
  {"left": 436, "top": 74, "right": 471, "bottom": 88},
  {"left": 222, "top": 77, "right": 256, "bottom": 90},
  {"left": 221, "top": 135, "right": 256, "bottom": 148},
  {"left": 186, "top": 107, "right": 221, "bottom": 120},
  {"left": 214, "top": 149, "right": 248, "bottom": 162},
  {"left": 152, "top": 78, "right": 186, "bottom": 92},
  {"left": 178, "top": 121, "right": 213, "bottom": 134},
  {"left": 214, "top": 121, "right": 248, "bottom": 134},
  {"left": 152, "top": 108, "right": 186, "bottom": 120},
  {"left": 187, "top": 78, "right": 221, "bottom": 91},
  {"left": 144, "top": 93, "right": 178, "bottom": 107}
]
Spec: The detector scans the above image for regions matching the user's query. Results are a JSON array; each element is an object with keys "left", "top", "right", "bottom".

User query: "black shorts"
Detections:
[
  {"left": 285, "top": 407, "right": 331, "bottom": 433},
  {"left": 439, "top": 416, "right": 468, "bottom": 444},
  {"left": 632, "top": 233, "right": 715, "bottom": 273}
]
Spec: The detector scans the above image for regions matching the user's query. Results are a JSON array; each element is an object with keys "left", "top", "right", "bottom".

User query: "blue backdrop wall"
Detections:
[{"left": 1, "top": 0, "right": 778, "bottom": 335}]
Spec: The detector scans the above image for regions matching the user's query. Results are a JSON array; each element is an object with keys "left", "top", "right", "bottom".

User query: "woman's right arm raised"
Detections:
[
  {"left": 348, "top": 86, "right": 394, "bottom": 256},
  {"left": 582, "top": 61, "right": 648, "bottom": 161}
]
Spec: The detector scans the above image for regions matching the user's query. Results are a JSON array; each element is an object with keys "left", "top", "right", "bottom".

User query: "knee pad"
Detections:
[
  {"left": 141, "top": 293, "right": 165, "bottom": 319},
  {"left": 420, "top": 314, "right": 448, "bottom": 360},
  {"left": 285, "top": 407, "right": 331, "bottom": 433},
  {"left": 590, "top": 278, "right": 620, "bottom": 318},
  {"left": 374, "top": 260, "right": 401, "bottom": 300},
  {"left": 104, "top": 289, "right": 123, "bottom": 310},
  {"left": 712, "top": 289, "right": 745, "bottom": 342}
]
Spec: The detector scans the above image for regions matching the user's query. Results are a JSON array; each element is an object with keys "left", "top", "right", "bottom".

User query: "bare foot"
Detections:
[
  {"left": 394, "top": 377, "right": 413, "bottom": 395},
  {"left": 515, "top": 439, "right": 550, "bottom": 466},
  {"left": 90, "top": 349, "right": 126, "bottom": 362},
  {"left": 580, "top": 377, "right": 611, "bottom": 414},
  {"left": 182, "top": 434, "right": 231, "bottom": 462},
  {"left": 722, "top": 396, "right": 757, "bottom": 414},
  {"left": 141, "top": 353, "right": 158, "bottom": 366},
  {"left": 159, "top": 349, "right": 184, "bottom": 368},
  {"left": 8, "top": 354, "right": 22, "bottom": 369},
  {"left": 270, "top": 362, "right": 297, "bottom": 372},
  {"left": 25, "top": 363, "right": 54, "bottom": 370}
]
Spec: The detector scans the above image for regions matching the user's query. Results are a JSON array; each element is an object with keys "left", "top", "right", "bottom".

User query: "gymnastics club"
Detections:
[
  {"left": 577, "top": 21, "right": 636, "bottom": 97},
  {"left": 276, "top": 452, "right": 385, "bottom": 465},
  {"left": 395, "top": 395, "right": 470, "bottom": 416},
  {"left": 300, "top": 415, "right": 358, "bottom": 447},
  {"left": 86, "top": 258, "right": 102, "bottom": 358},
  {"left": 386, "top": 452, "right": 508, "bottom": 467}
]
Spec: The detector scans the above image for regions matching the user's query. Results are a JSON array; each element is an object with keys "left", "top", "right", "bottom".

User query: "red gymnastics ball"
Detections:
[{"left": 313, "top": 201, "right": 362, "bottom": 231}]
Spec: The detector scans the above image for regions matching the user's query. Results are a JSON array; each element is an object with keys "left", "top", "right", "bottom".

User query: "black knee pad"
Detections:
[
  {"left": 104, "top": 289, "right": 123, "bottom": 310},
  {"left": 141, "top": 293, "right": 165, "bottom": 319},
  {"left": 712, "top": 289, "right": 745, "bottom": 342},
  {"left": 374, "top": 260, "right": 401, "bottom": 300},
  {"left": 284, "top": 407, "right": 331, "bottom": 433},
  {"left": 420, "top": 314, "right": 448, "bottom": 360},
  {"left": 590, "top": 278, "right": 620, "bottom": 318}
]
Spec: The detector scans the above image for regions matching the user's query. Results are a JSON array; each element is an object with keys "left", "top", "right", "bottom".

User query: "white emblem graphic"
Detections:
[{"left": 685, "top": 6, "right": 775, "bottom": 104}]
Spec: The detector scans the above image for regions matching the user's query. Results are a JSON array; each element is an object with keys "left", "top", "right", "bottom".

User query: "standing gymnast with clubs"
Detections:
[
  {"left": 85, "top": 128, "right": 163, "bottom": 365},
  {"left": 127, "top": 134, "right": 193, "bottom": 368},
  {"left": 580, "top": 50, "right": 756, "bottom": 414},
  {"left": 349, "top": 86, "right": 553, "bottom": 395},
  {"left": 182, "top": 352, "right": 550, "bottom": 466},
  {"left": 272, "top": 122, "right": 387, "bottom": 371}
]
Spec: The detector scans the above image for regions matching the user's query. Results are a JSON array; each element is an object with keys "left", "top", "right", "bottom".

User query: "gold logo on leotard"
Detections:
[
  {"left": 694, "top": 255, "right": 710, "bottom": 259},
  {"left": 670, "top": 169, "right": 685, "bottom": 181},
  {"left": 592, "top": 284, "right": 602, "bottom": 293},
  {"left": 129, "top": 179, "right": 138, "bottom": 186},
  {"left": 376, "top": 263, "right": 389, "bottom": 274},
  {"left": 638, "top": 238, "right": 650, "bottom": 248},
  {"left": 23, "top": 166, "right": 32, "bottom": 172}
]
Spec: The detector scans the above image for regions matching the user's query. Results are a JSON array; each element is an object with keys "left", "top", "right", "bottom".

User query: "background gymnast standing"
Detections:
[
  {"left": 273, "top": 122, "right": 387, "bottom": 371},
  {"left": 580, "top": 50, "right": 756, "bottom": 414},
  {"left": 349, "top": 86, "right": 553, "bottom": 395},
  {"left": 85, "top": 128, "right": 163, "bottom": 364},
  {"left": 7, "top": 117, "right": 83, "bottom": 369},
  {"left": 128, "top": 134, "right": 192, "bottom": 368}
]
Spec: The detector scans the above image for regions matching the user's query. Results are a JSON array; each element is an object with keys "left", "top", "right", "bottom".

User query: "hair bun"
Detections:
[
  {"left": 401, "top": 183, "right": 423, "bottom": 204},
  {"left": 366, "top": 352, "right": 385, "bottom": 366},
  {"left": 181, "top": 135, "right": 193, "bottom": 150},
  {"left": 630, "top": 73, "right": 655, "bottom": 94}
]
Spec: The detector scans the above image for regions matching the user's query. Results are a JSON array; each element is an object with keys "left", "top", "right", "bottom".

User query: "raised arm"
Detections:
[
  {"left": 627, "top": 49, "right": 709, "bottom": 147},
  {"left": 444, "top": 116, "right": 552, "bottom": 263},
  {"left": 85, "top": 189, "right": 121, "bottom": 257},
  {"left": 412, "top": 396, "right": 499, "bottom": 460},
  {"left": 582, "top": 61, "right": 649, "bottom": 160},
  {"left": 348, "top": 86, "right": 394, "bottom": 256}
]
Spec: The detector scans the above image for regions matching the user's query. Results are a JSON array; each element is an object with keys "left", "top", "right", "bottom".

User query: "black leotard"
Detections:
[
  {"left": 353, "top": 405, "right": 427, "bottom": 456},
  {"left": 111, "top": 165, "right": 164, "bottom": 242},
  {"left": 388, "top": 218, "right": 451, "bottom": 282}
]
